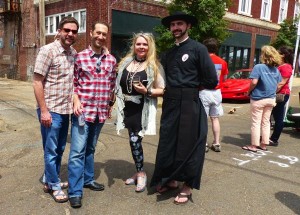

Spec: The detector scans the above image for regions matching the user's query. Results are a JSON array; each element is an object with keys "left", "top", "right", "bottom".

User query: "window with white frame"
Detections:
[
  {"left": 238, "top": 0, "right": 252, "bottom": 15},
  {"left": 294, "top": 2, "right": 300, "bottom": 20},
  {"left": 278, "top": 0, "right": 288, "bottom": 23},
  {"left": 260, "top": 0, "right": 272, "bottom": 20},
  {"left": 45, "top": 9, "right": 86, "bottom": 35}
]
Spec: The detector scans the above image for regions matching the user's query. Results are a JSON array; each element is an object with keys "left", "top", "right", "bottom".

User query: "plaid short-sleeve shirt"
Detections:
[
  {"left": 34, "top": 40, "right": 77, "bottom": 114},
  {"left": 74, "top": 46, "right": 117, "bottom": 123}
]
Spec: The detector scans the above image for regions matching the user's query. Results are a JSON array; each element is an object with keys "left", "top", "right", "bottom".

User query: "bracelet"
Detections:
[
  {"left": 109, "top": 100, "right": 115, "bottom": 106},
  {"left": 147, "top": 88, "right": 152, "bottom": 97}
]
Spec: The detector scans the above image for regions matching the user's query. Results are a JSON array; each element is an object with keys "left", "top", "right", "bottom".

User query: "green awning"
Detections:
[
  {"left": 112, "top": 10, "right": 161, "bottom": 36},
  {"left": 256, "top": 35, "right": 271, "bottom": 49},
  {"left": 223, "top": 31, "right": 252, "bottom": 48}
]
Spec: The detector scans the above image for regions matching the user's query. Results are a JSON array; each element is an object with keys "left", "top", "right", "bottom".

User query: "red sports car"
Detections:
[{"left": 220, "top": 68, "right": 251, "bottom": 100}]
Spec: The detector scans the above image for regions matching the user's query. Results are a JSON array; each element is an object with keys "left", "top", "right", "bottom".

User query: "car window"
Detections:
[{"left": 229, "top": 70, "right": 251, "bottom": 79}]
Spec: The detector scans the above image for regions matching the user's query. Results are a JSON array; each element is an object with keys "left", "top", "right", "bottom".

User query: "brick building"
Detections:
[
  {"left": 222, "top": 0, "right": 299, "bottom": 71},
  {"left": 0, "top": 0, "right": 299, "bottom": 80},
  {"left": 0, "top": 0, "right": 168, "bottom": 80}
]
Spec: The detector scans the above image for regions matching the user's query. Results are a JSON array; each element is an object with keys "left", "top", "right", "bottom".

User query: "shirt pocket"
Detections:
[
  {"left": 82, "top": 65, "right": 96, "bottom": 75},
  {"left": 101, "top": 65, "right": 114, "bottom": 80},
  {"left": 78, "top": 65, "right": 95, "bottom": 87}
]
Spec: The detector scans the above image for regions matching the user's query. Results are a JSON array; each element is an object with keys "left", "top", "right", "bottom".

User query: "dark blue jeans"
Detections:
[
  {"left": 37, "top": 109, "right": 70, "bottom": 190},
  {"left": 270, "top": 94, "right": 290, "bottom": 142},
  {"left": 68, "top": 115, "right": 104, "bottom": 198}
]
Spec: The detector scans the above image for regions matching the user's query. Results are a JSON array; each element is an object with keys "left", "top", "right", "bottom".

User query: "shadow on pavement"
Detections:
[
  {"left": 282, "top": 129, "right": 300, "bottom": 139},
  {"left": 155, "top": 189, "right": 178, "bottom": 202},
  {"left": 94, "top": 160, "right": 155, "bottom": 188},
  {"left": 93, "top": 159, "right": 179, "bottom": 203},
  {"left": 222, "top": 133, "right": 251, "bottom": 147},
  {"left": 275, "top": 191, "right": 300, "bottom": 214}
]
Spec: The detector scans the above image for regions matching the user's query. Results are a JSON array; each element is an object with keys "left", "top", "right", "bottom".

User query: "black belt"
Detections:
[{"left": 164, "top": 87, "right": 199, "bottom": 100}]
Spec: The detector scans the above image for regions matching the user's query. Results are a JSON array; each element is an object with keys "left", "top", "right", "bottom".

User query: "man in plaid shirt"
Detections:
[
  {"left": 68, "top": 21, "right": 117, "bottom": 208},
  {"left": 33, "top": 17, "right": 79, "bottom": 203}
]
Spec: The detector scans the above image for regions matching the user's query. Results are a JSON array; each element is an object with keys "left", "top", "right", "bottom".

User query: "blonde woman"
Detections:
[
  {"left": 115, "top": 32, "right": 165, "bottom": 192},
  {"left": 242, "top": 45, "right": 282, "bottom": 152}
]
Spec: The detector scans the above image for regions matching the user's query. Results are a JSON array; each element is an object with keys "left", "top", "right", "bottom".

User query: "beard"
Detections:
[
  {"left": 172, "top": 28, "right": 188, "bottom": 39},
  {"left": 61, "top": 36, "right": 75, "bottom": 47}
]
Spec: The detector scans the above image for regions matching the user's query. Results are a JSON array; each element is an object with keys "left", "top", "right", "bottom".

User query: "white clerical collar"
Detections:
[{"left": 175, "top": 37, "right": 189, "bottom": 46}]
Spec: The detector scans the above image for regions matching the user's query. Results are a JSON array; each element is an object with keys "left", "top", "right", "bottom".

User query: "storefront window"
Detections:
[{"left": 220, "top": 46, "right": 251, "bottom": 73}]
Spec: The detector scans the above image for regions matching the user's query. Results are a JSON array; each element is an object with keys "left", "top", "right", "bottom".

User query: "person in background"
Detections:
[
  {"left": 33, "top": 17, "right": 79, "bottom": 203},
  {"left": 150, "top": 11, "right": 218, "bottom": 205},
  {"left": 269, "top": 46, "right": 294, "bottom": 146},
  {"left": 242, "top": 45, "right": 282, "bottom": 152},
  {"left": 68, "top": 21, "right": 117, "bottom": 208},
  {"left": 115, "top": 32, "right": 165, "bottom": 193},
  {"left": 201, "top": 38, "right": 229, "bottom": 153}
]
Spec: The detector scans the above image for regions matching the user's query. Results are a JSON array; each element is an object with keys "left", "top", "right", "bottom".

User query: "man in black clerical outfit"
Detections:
[{"left": 150, "top": 11, "right": 218, "bottom": 205}]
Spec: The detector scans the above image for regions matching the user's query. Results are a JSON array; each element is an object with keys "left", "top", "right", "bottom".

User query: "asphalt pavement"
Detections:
[{"left": 0, "top": 77, "right": 300, "bottom": 215}]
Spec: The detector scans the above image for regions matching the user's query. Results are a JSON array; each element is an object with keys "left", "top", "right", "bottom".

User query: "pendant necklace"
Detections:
[{"left": 126, "top": 59, "right": 145, "bottom": 93}]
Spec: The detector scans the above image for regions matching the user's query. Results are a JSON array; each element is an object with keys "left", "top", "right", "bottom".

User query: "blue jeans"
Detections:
[
  {"left": 270, "top": 94, "right": 290, "bottom": 142},
  {"left": 37, "top": 108, "right": 69, "bottom": 191},
  {"left": 68, "top": 115, "right": 104, "bottom": 198}
]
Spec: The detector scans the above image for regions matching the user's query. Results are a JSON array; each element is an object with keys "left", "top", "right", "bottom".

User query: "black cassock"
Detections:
[{"left": 150, "top": 38, "right": 217, "bottom": 189}]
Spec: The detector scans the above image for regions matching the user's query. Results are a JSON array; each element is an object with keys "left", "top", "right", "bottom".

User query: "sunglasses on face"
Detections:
[{"left": 62, "top": 28, "right": 78, "bottom": 34}]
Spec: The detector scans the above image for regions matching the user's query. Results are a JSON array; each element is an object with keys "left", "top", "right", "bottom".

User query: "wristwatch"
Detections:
[{"left": 147, "top": 88, "right": 152, "bottom": 97}]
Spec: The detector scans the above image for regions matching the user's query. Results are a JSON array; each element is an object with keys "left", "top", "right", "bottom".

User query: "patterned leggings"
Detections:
[{"left": 128, "top": 130, "right": 144, "bottom": 172}]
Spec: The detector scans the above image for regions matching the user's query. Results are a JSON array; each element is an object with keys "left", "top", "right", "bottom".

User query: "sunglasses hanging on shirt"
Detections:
[{"left": 96, "top": 59, "right": 101, "bottom": 73}]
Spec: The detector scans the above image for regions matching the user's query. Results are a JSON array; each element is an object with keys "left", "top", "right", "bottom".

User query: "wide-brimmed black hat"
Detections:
[{"left": 161, "top": 11, "right": 198, "bottom": 28}]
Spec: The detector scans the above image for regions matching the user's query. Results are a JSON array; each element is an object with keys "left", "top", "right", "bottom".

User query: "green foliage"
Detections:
[
  {"left": 155, "top": 0, "right": 232, "bottom": 53},
  {"left": 154, "top": 25, "right": 174, "bottom": 53},
  {"left": 270, "top": 18, "right": 298, "bottom": 49}
]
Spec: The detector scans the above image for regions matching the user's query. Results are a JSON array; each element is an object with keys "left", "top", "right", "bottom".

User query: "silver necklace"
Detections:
[{"left": 126, "top": 60, "right": 144, "bottom": 93}]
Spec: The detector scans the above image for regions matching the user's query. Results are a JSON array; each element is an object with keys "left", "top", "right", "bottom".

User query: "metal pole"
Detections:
[
  {"left": 39, "top": 0, "right": 45, "bottom": 46},
  {"left": 284, "top": 19, "right": 300, "bottom": 120}
]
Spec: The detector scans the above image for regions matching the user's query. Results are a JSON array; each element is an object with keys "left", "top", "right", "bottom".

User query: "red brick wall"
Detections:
[
  {"left": 227, "top": 1, "right": 238, "bottom": 14},
  {"left": 286, "top": 0, "right": 296, "bottom": 19},
  {"left": 111, "top": 0, "right": 167, "bottom": 17},
  {"left": 251, "top": 1, "right": 262, "bottom": 18},
  {"left": 18, "top": 0, "right": 38, "bottom": 81},
  {"left": 45, "top": 0, "right": 85, "bottom": 15},
  {"left": 85, "top": 0, "right": 109, "bottom": 50}
]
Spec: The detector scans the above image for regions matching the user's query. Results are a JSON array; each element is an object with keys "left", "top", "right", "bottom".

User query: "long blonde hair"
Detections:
[
  {"left": 119, "top": 32, "right": 161, "bottom": 77},
  {"left": 260, "top": 45, "right": 282, "bottom": 67}
]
